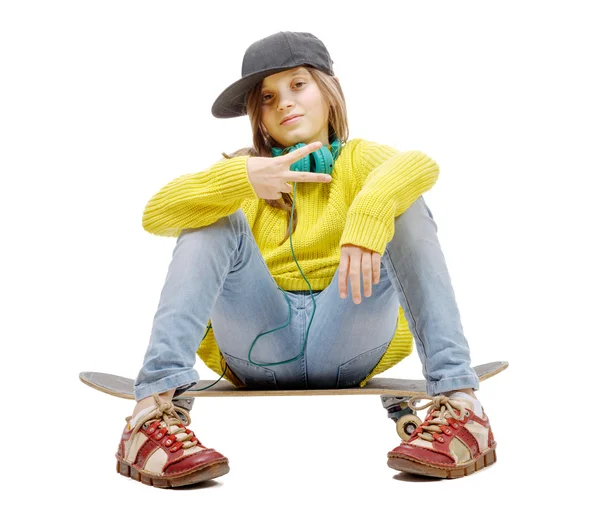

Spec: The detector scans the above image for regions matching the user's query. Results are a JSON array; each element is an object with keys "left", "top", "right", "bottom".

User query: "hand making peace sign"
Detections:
[{"left": 246, "top": 141, "right": 332, "bottom": 200}]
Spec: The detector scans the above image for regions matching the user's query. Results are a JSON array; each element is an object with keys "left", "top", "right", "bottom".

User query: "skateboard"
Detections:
[{"left": 80, "top": 360, "right": 507, "bottom": 440}]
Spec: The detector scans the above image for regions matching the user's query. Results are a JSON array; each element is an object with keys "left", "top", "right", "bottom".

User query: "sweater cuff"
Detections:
[
  {"left": 214, "top": 155, "right": 258, "bottom": 201},
  {"left": 339, "top": 213, "right": 392, "bottom": 256}
]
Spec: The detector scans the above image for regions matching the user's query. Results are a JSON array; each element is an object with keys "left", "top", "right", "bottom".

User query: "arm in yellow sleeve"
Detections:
[
  {"left": 142, "top": 155, "right": 259, "bottom": 237},
  {"left": 339, "top": 139, "right": 440, "bottom": 255}
]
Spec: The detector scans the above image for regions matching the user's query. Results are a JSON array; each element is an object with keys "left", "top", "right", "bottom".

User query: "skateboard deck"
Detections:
[{"left": 79, "top": 361, "right": 508, "bottom": 400}]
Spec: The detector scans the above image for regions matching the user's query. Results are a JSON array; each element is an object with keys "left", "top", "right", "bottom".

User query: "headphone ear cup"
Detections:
[
  {"left": 311, "top": 146, "right": 334, "bottom": 175},
  {"left": 287, "top": 142, "right": 312, "bottom": 172},
  {"left": 291, "top": 153, "right": 312, "bottom": 172},
  {"left": 275, "top": 142, "right": 307, "bottom": 173}
]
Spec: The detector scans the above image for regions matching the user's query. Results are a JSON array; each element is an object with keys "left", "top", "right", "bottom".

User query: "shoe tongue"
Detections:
[{"left": 447, "top": 393, "right": 474, "bottom": 412}]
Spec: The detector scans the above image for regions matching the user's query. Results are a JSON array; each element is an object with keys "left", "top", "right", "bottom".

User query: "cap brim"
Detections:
[{"left": 211, "top": 66, "right": 305, "bottom": 119}]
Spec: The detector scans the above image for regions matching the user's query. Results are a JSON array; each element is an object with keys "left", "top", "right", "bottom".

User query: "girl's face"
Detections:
[{"left": 260, "top": 66, "right": 331, "bottom": 148}]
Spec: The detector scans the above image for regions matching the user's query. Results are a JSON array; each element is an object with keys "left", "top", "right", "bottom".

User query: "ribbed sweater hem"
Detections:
[{"left": 273, "top": 275, "right": 333, "bottom": 292}]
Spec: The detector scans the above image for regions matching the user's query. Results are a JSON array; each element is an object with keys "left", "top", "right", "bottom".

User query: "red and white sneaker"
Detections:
[
  {"left": 387, "top": 394, "right": 497, "bottom": 478},
  {"left": 116, "top": 393, "right": 229, "bottom": 488}
]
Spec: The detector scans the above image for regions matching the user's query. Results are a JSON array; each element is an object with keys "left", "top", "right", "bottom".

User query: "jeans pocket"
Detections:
[
  {"left": 222, "top": 352, "right": 278, "bottom": 389},
  {"left": 336, "top": 342, "right": 390, "bottom": 388}
]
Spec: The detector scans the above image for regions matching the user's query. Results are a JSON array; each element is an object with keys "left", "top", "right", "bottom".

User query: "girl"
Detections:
[{"left": 116, "top": 31, "right": 497, "bottom": 487}]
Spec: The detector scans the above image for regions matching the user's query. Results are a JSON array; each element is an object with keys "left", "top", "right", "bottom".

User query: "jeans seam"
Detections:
[
  {"left": 222, "top": 352, "right": 278, "bottom": 387},
  {"left": 241, "top": 231, "right": 280, "bottom": 290},
  {"left": 134, "top": 371, "right": 199, "bottom": 401},
  {"left": 227, "top": 212, "right": 240, "bottom": 265},
  {"left": 228, "top": 213, "right": 262, "bottom": 275},
  {"left": 302, "top": 306, "right": 308, "bottom": 388},
  {"left": 383, "top": 249, "right": 430, "bottom": 381},
  {"left": 336, "top": 342, "right": 389, "bottom": 388},
  {"left": 428, "top": 374, "right": 480, "bottom": 396},
  {"left": 338, "top": 342, "right": 389, "bottom": 370}
]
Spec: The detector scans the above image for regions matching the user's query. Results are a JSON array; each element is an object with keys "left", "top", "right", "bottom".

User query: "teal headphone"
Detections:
[
  {"left": 199, "top": 137, "right": 343, "bottom": 388},
  {"left": 271, "top": 137, "right": 342, "bottom": 176}
]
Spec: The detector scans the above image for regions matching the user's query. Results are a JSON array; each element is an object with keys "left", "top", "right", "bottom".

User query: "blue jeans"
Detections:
[{"left": 133, "top": 196, "right": 480, "bottom": 400}]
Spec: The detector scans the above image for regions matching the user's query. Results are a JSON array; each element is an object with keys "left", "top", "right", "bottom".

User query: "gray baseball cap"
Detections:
[{"left": 211, "top": 31, "right": 335, "bottom": 119}]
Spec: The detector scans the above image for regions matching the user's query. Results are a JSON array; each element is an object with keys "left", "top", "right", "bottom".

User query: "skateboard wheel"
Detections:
[{"left": 396, "top": 414, "right": 421, "bottom": 441}]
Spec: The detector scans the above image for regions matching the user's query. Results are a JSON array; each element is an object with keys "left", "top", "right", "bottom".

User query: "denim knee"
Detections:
[
  {"left": 387, "top": 196, "right": 438, "bottom": 254},
  {"left": 179, "top": 209, "right": 249, "bottom": 246},
  {"left": 227, "top": 208, "right": 251, "bottom": 230}
]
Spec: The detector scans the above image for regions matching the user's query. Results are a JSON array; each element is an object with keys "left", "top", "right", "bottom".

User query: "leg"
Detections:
[
  {"left": 300, "top": 260, "right": 401, "bottom": 389},
  {"left": 381, "top": 196, "right": 479, "bottom": 396},
  {"left": 133, "top": 209, "right": 300, "bottom": 401}
]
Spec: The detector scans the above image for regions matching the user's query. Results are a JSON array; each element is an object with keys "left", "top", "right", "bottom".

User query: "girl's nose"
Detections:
[{"left": 277, "top": 95, "right": 295, "bottom": 111}]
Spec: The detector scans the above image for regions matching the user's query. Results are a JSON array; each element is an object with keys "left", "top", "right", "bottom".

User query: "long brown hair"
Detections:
[{"left": 220, "top": 66, "right": 350, "bottom": 245}]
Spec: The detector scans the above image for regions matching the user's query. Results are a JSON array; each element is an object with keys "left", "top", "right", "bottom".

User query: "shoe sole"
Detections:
[
  {"left": 117, "top": 458, "right": 230, "bottom": 488},
  {"left": 387, "top": 448, "right": 497, "bottom": 479}
]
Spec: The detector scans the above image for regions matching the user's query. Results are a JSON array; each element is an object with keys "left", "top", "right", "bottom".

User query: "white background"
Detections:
[{"left": 2, "top": 0, "right": 598, "bottom": 504}]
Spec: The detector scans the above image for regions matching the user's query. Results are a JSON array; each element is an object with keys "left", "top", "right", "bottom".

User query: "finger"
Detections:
[
  {"left": 350, "top": 253, "right": 362, "bottom": 304},
  {"left": 338, "top": 253, "right": 350, "bottom": 298},
  {"left": 283, "top": 141, "right": 322, "bottom": 163},
  {"left": 372, "top": 252, "right": 381, "bottom": 284},
  {"left": 362, "top": 252, "right": 372, "bottom": 297},
  {"left": 281, "top": 142, "right": 332, "bottom": 184},
  {"left": 281, "top": 170, "right": 332, "bottom": 183}
]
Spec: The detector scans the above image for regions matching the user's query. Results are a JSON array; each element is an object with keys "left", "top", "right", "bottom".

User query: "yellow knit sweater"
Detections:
[{"left": 142, "top": 138, "right": 440, "bottom": 387}]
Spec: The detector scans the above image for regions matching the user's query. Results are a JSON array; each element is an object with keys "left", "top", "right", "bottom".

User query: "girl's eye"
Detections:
[{"left": 262, "top": 82, "right": 306, "bottom": 103}]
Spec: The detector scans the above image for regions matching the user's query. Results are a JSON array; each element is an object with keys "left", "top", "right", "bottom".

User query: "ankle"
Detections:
[
  {"left": 132, "top": 388, "right": 176, "bottom": 418},
  {"left": 445, "top": 389, "right": 483, "bottom": 418},
  {"left": 445, "top": 388, "right": 477, "bottom": 399}
]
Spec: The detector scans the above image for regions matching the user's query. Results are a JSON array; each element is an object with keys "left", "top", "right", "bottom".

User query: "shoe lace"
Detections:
[
  {"left": 408, "top": 395, "right": 468, "bottom": 442},
  {"left": 128, "top": 393, "right": 201, "bottom": 450}
]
